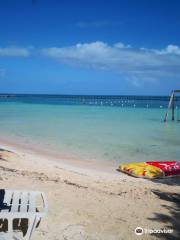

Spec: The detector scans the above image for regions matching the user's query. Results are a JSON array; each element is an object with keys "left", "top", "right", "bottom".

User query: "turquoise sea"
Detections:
[{"left": 0, "top": 95, "right": 180, "bottom": 165}]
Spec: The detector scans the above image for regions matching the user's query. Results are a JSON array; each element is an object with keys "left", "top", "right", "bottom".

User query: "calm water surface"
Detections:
[{"left": 0, "top": 95, "right": 180, "bottom": 164}]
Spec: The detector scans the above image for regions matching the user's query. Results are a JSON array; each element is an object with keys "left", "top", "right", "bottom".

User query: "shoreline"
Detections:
[
  {"left": 0, "top": 135, "right": 121, "bottom": 177},
  {"left": 1, "top": 136, "right": 180, "bottom": 185}
]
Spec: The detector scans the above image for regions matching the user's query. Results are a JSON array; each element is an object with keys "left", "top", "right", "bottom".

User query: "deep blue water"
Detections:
[{"left": 1, "top": 94, "right": 180, "bottom": 109}]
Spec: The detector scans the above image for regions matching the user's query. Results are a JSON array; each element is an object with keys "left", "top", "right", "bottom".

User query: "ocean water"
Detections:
[{"left": 0, "top": 95, "right": 180, "bottom": 165}]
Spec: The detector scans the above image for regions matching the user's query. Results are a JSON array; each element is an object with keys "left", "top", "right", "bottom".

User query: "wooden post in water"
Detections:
[
  {"left": 164, "top": 91, "right": 174, "bottom": 122},
  {"left": 172, "top": 93, "right": 175, "bottom": 121},
  {"left": 164, "top": 90, "right": 180, "bottom": 122}
]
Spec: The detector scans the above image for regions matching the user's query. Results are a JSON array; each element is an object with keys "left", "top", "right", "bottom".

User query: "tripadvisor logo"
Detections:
[
  {"left": 135, "top": 227, "right": 173, "bottom": 235},
  {"left": 135, "top": 227, "right": 144, "bottom": 235}
]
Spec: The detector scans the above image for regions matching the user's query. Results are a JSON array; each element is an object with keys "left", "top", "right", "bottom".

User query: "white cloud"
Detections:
[
  {"left": 42, "top": 41, "right": 180, "bottom": 85},
  {"left": 114, "top": 42, "right": 131, "bottom": 49},
  {"left": 166, "top": 45, "right": 180, "bottom": 54},
  {"left": 154, "top": 44, "right": 180, "bottom": 55},
  {"left": 0, "top": 46, "right": 30, "bottom": 57}
]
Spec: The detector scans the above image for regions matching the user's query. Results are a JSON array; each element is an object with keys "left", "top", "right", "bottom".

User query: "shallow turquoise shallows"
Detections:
[{"left": 0, "top": 95, "right": 180, "bottom": 164}]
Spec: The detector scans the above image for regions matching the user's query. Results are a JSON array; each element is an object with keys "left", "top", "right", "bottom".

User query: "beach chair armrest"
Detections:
[{"left": 41, "top": 192, "right": 48, "bottom": 215}]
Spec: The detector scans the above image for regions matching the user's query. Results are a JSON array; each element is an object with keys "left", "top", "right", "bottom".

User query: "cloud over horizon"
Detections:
[
  {"left": 0, "top": 46, "right": 30, "bottom": 57},
  {"left": 1, "top": 42, "right": 180, "bottom": 87},
  {"left": 42, "top": 41, "right": 180, "bottom": 86}
]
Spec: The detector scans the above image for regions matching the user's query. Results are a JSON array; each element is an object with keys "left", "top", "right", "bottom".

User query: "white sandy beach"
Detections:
[{"left": 0, "top": 140, "right": 180, "bottom": 240}]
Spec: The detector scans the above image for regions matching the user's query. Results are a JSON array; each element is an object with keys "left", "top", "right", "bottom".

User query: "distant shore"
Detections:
[{"left": 0, "top": 140, "right": 180, "bottom": 239}]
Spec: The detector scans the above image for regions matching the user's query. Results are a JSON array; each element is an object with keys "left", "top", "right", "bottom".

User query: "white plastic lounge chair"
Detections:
[
  {"left": 0, "top": 232, "right": 22, "bottom": 240},
  {"left": 0, "top": 190, "right": 48, "bottom": 240}
]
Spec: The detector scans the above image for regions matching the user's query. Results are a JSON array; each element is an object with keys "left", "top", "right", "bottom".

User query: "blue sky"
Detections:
[{"left": 0, "top": 0, "right": 180, "bottom": 95}]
